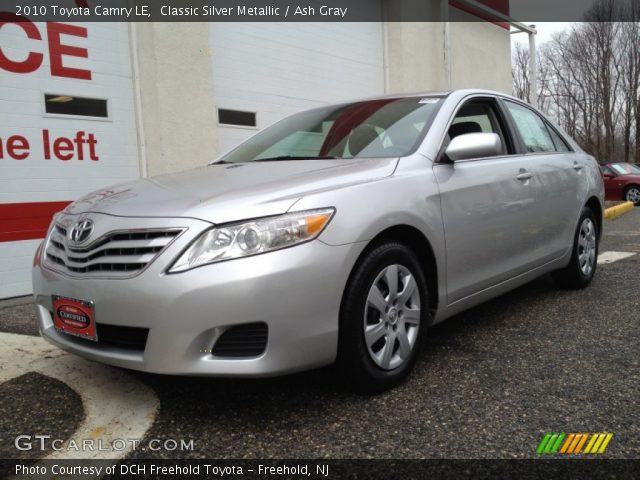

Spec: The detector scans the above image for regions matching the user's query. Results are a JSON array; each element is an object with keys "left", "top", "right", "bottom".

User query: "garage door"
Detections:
[
  {"left": 210, "top": 21, "right": 385, "bottom": 154},
  {"left": 0, "top": 22, "right": 139, "bottom": 298}
]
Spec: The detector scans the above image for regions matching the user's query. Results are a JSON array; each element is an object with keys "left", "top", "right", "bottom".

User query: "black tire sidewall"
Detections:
[{"left": 338, "top": 242, "right": 429, "bottom": 391}]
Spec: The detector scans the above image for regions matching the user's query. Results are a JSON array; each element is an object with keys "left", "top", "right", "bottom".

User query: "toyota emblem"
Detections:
[{"left": 69, "top": 219, "right": 94, "bottom": 245}]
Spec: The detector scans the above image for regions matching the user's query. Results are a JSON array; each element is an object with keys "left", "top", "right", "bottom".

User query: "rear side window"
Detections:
[
  {"left": 545, "top": 122, "right": 571, "bottom": 152},
  {"left": 505, "top": 101, "right": 556, "bottom": 153}
]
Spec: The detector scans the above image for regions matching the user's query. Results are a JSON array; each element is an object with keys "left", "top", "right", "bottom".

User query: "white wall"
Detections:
[
  {"left": 386, "top": 18, "right": 512, "bottom": 94},
  {"left": 0, "top": 22, "right": 139, "bottom": 298},
  {"left": 209, "top": 22, "right": 386, "bottom": 155},
  {"left": 386, "top": 22, "right": 448, "bottom": 93},
  {"left": 133, "top": 23, "right": 219, "bottom": 176},
  {"left": 449, "top": 10, "right": 512, "bottom": 93}
]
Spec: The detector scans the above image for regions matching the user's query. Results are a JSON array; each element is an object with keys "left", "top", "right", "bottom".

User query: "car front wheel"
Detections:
[{"left": 337, "top": 242, "right": 429, "bottom": 393}]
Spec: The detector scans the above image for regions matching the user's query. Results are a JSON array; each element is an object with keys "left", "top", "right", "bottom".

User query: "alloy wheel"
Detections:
[
  {"left": 363, "top": 264, "right": 421, "bottom": 370},
  {"left": 577, "top": 218, "right": 597, "bottom": 277},
  {"left": 626, "top": 187, "right": 640, "bottom": 204}
]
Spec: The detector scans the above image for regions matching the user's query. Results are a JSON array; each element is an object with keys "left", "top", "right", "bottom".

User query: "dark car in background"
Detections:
[{"left": 601, "top": 163, "right": 640, "bottom": 205}]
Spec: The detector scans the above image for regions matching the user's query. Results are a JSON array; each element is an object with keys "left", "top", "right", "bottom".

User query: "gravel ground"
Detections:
[
  {"left": 0, "top": 372, "right": 83, "bottom": 459},
  {"left": 1, "top": 208, "right": 638, "bottom": 460}
]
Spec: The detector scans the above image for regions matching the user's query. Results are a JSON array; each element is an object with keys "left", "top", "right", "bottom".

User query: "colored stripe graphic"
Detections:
[
  {"left": 538, "top": 433, "right": 613, "bottom": 455},
  {"left": 583, "top": 434, "right": 599, "bottom": 454},
  {"left": 537, "top": 433, "right": 565, "bottom": 454},
  {"left": 559, "top": 433, "right": 575, "bottom": 453},
  {"left": 548, "top": 433, "right": 565, "bottom": 453},
  {"left": 574, "top": 433, "right": 589, "bottom": 453},
  {"left": 597, "top": 433, "right": 613, "bottom": 453},
  {"left": 536, "top": 434, "right": 552, "bottom": 454}
]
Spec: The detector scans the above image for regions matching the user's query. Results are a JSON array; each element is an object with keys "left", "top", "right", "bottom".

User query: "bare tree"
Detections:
[
  {"left": 512, "top": 42, "right": 531, "bottom": 103},
  {"left": 515, "top": 0, "right": 640, "bottom": 164}
]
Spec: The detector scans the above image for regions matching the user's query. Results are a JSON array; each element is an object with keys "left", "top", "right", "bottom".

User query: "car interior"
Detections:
[{"left": 437, "top": 100, "right": 511, "bottom": 161}]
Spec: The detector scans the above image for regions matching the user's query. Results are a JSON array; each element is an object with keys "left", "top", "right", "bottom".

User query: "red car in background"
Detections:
[{"left": 600, "top": 163, "right": 640, "bottom": 205}]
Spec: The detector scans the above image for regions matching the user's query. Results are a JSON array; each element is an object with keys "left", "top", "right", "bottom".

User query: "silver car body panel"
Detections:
[
  {"left": 64, "top": 158, "right": 399, "bottom": 224},
  {"left": 32, "top": 89, "right": 604, "bottom": 376}
]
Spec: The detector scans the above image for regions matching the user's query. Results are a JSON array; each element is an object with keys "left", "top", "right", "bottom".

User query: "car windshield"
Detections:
[
  {"left": 218, "top": 97, "right": 443, "bottom": 163},
  {"left": 610, "top": 163, "right": 640, "bottom": 175}
]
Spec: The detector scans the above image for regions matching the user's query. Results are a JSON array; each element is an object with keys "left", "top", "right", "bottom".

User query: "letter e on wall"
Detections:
[{"left": 47, "top": 22, "right": 91, "bottom": 80}]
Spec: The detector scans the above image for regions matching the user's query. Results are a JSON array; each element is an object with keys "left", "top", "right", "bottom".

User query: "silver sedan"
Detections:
[{"left": 32, "top": 89, "right": 604, "bottom": 392}]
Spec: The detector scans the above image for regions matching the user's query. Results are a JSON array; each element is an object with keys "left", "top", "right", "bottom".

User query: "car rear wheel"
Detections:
[
  {"left": 336, "top": 241, "right": 429, "bottom": 393},
  {"left": 552, "top": 207, "right": 598, "bottom": 289},
  {"left": 624, "top": 185, "right": 640, "bottom": 205}
]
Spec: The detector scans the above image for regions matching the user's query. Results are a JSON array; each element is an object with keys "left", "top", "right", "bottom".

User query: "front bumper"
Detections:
[{"left": 33, "top": 214, "right": 365, "bottom": 377}]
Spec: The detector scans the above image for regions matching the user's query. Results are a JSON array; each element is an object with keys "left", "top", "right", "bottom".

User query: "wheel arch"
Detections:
[
  {"left": 353, "top": 225, "right": 439, "bottom": 313},
  {"left": 585, "top": 196, "right": 603, "bottom": 238}
]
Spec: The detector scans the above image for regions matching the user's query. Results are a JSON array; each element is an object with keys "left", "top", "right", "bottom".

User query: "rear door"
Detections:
[
  {"left": 433, "top": 96, "right": 540, "bottom": 304},
  {"left": 502, "top": 100, "right": 585, "bottom": 261}
]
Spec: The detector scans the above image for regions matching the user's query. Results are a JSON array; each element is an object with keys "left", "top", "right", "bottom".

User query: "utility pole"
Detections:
[{"left": 528, "top": 25, "right": 538, "bottom": 106}]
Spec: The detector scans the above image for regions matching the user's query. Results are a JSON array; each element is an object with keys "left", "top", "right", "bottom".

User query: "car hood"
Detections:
[{"left": 64, "top": 158, "right": 398, "bottom": 224}]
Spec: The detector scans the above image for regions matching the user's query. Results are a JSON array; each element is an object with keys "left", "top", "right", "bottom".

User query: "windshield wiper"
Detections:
[{"left": 253, "top": 155, "right": 337, "bottom": 162}]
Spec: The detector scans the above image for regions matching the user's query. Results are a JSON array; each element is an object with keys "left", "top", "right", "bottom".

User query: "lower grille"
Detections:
[
  {"left": 212, "top": 322, "right": 268, "bottom": 357},
  {"left": 96, "top": 324, "right": 149, "bottom": 351},
  {"left": 54, "top": 316, "right": 149, "bottom": 352}
]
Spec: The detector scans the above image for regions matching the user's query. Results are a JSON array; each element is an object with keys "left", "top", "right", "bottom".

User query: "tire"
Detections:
[
  {"left": 336, "top": 241, "right": 430, "bottom": 393},
  {"left": 552, "top": 207, "right": 599, "bottom": 289},
  {"left": 624, "top": 185, "right": 640, "bottom": 205}
]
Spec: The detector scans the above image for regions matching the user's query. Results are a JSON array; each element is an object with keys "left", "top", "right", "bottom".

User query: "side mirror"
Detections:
[
  {"left": 603, "top": 173, "right": 614, "bottom": 179},
  {"left": 445, "top": 133, "right": 503, "bottom": 161}
]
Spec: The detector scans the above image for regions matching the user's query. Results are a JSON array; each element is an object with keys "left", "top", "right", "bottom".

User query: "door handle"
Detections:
[
  {"left": 573, "top": 162, "right": 584, "bottom": 171},
  {"left": 516, "top": 172, "right": 533, "bottom": 181}
]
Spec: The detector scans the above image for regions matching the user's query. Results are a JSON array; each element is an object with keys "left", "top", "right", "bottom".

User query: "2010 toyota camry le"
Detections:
[{"left": 33, "top": 89, "right": 604, "bottom": 392}]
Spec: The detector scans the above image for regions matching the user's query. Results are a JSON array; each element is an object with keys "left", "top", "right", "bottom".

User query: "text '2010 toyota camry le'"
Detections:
[{"left": 33, "top": 90, "right": 604, "bottom": 392}]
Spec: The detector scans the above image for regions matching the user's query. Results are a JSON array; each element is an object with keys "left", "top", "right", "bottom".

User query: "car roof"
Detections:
[
  {"left": 325, "top": 89, "right": 527, "bottom": 109},
  {"left": 303, "top": 89, "right": 527, "bottom": 116},
  {"left": 362, "top": 88, "right": 520, "bottom": 101}
]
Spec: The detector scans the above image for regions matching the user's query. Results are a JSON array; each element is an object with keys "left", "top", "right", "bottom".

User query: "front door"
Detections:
[{"left": 434, "top": 97, "right": 539, "bottom": 304}]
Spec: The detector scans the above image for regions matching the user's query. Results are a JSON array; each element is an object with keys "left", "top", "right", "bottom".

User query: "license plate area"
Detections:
[{"left": 52, "top": 295, "right": 97, "bottom": 342}]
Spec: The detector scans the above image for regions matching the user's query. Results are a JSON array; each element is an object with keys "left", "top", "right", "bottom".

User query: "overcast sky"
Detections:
[{"left": 511, "top": 22, "right": 573, "bottom": 46}]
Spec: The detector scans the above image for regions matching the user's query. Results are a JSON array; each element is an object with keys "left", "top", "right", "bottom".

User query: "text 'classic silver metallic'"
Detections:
[{"left": 33, "top": 90, "right": 604, "bottom": 392}]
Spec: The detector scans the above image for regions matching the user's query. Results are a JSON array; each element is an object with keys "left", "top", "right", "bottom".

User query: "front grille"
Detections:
[
  {"left": 45, "top": 224, "right": 182, "bottom": 278},
  {"left": 212, "top": 322, "right": 268, "bottom": 357}
]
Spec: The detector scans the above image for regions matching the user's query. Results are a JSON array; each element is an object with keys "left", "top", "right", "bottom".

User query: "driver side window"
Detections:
[{"left": 445, "top": 99, "right": 510, "bottom": 157}]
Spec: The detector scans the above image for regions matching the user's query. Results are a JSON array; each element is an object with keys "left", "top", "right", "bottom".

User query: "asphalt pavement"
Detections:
[{"left": 1, "top": 208, "right": 638, "bottom": 460}]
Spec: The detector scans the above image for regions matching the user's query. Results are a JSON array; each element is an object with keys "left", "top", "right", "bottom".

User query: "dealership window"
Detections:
[
  {"left": 44, "top": 94, "right": 108, "bottom": 118},
  {"left": 218, "top": 109, "right": 256, "bottom": 127}
]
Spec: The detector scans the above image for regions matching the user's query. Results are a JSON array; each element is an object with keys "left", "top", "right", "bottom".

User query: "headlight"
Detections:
[{"left": 168, "top": 208, "right": 335, "bottom": 272}]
